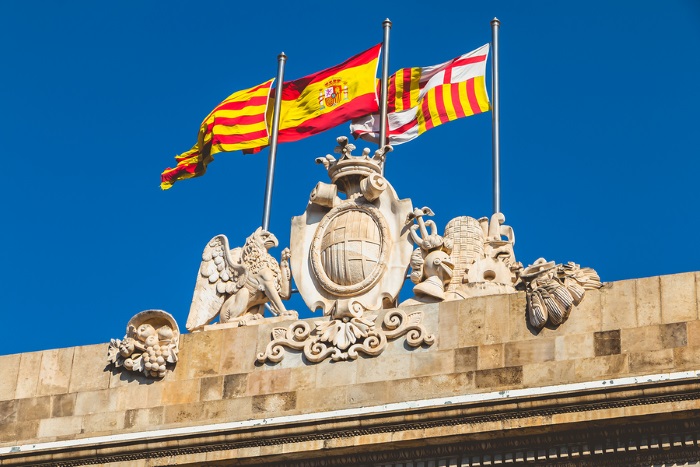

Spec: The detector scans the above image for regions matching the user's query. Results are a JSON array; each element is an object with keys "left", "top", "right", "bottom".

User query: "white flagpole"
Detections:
[
  {"left": 379, "top": 18, "right": 392, "bottom": 175},
  {"left": 490, "top": 18, "right": 501, "bottom": 215},
  {"left": 261, "top": 52, "right": 287, "bottom": 231}
]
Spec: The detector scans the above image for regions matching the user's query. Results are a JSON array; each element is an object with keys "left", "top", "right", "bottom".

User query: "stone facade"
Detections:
[{"left": 1, "top": 272, "right": 700, "bottom": 466}]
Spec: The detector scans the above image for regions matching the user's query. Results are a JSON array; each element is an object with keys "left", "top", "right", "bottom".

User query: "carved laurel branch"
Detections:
[{"left": 257, "top": 309, "right": 435, "bottom": 364}]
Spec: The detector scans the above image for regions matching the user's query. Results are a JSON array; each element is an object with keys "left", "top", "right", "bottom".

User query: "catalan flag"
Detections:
[
  {"left": 351, "top": 44, "right": 490, "bottom": 145},
  {"left": 160, "top": 79, "right": 274, "bottom": 190},
  {"left": 275, "top": 44, "right": 381, "bottom": 143}
]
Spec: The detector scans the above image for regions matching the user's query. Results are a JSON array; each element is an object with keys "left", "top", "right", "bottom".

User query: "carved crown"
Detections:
[{"left": 316, "top": 136, "right": 390, "bottom": 184}]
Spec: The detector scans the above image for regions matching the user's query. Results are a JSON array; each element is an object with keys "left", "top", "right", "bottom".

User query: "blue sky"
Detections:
[{"left": 1, "top": 1, "right": 698, "bottom": 355}]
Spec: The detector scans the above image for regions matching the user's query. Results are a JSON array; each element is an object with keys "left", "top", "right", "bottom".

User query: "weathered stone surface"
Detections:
[
  {"left": 38, "top": 347, "right": 74, "bottom": 397},
  {"left": 636, "top": 276, "right": 662, "bottom": 326},
  {"left": 454, "top": 346, "right": 478, "bottom": 372},
  {"left": 15, "top": 351, "right": 42, "bottom": 399},
  {"left": 475, "top": 366, "right": 523, "bottom": 388},
  {"left": 555, "top": 333, "right": 594, "bottom": 361},
  {"left": 594, "top": 330, "right": 621, "bottom": 356},
  {"left": 18, "top": 395, "right": 51, "bottom": 420},
  {"left": 199, "top": 375, "right": 223, "bottom": 402},
  {"left": 601, "top": 280, "right": 637, "bottom": 331},
  {"left": 629, "top": 349, "right": 675, "bottom": 373},
  {"left": 661, "top": 272, "right": 697, "bottom": 323},
  {"left": 251, "top": 392, "right": 297, "bottom": 413},
  {"left": 0, "top": 354, "right": 20, "bottom": 402},
  {"left": 504, "top": 339, "right": 555, "bottom": 366}
]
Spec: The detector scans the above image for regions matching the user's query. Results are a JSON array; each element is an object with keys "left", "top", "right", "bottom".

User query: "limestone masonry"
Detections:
[{"left": 1, "top": 271, "right": 700, "bottom": 466}]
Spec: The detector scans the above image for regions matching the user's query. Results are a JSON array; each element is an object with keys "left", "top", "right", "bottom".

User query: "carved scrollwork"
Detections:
[{"left": 257, "top": 309, "right": 434, "bottom": 364}]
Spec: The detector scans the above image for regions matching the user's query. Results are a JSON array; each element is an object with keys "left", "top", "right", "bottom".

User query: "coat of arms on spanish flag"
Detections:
[{"left": 274, "top": 44, "right": 381, "bottom": 143}]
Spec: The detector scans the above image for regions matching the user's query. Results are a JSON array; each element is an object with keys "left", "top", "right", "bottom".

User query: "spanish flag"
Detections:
[
  {"left": 351, "top": 44, "right": 490, "bottom": 145},
  {"left": 160, "top": 79, "right": 274, "bottom": 190},
  {"left": 275, "top": 44, "right": 381, "bottom": 143}
]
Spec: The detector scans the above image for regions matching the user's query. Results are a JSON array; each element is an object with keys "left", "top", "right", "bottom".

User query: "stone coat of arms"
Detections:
[{"left": 290, "top": 136, "right": 413, "bottom": 320}]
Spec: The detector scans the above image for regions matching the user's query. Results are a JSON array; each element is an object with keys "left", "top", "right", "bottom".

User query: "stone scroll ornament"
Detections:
[
  {"left": 184, "top": 227, "right": 297, "bottom": 331},
  {"left": 107, "top": 310, "right": 180, "bottom": 378},
  {"left": 257, "top": 137, "right": 434, "bottom": 364}
]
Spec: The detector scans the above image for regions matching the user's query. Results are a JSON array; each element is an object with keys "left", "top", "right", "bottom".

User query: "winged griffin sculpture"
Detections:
[{"left": 185, "top": 227, "right": 296, "bottom": 331}]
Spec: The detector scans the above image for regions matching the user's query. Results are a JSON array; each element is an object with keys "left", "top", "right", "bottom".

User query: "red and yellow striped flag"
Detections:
[
  {"left": 160, "top": 79, "right": 274, "bottom": 190},
  {"left": 351, "top": 44, "right": 490, "bottom": 145}
]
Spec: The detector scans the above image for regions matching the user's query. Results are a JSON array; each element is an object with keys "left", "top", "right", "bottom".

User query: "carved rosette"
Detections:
[
  {"left": 107, "top": 309, "right": 180, "bottom": 378},
  {"left": 521, "top": 258, "right": 602, "bottom": 329},
  {"left": 257, "top": 309, "right": 435, "bottom": 364}
]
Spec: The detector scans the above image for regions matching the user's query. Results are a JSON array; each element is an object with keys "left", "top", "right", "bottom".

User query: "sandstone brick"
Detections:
[
  {"left": 18, "top": 395, "right": 51, "bottom": 420},
  {"left": 15, "top": 351, "right": 42, "bottom": 399},
  {"left": 600, "top": 280, "right": 637, "bottom": 331},
  {"left": 454, "top": 346, "right": 478, "bottom": 372},
  {"left": 562, "top": 288, "right": 602, "bottom": 335},
  {"left": 522, "top": 360, "right": 576, "bottom": 387},
  {"left": 0, "top": 399, "right": 18, "bottom": 426},
  {"left": 177, "top": 329, "right": 223, "bottom": 380},
  {"left": 458, "top": 298, "right": 487, "bottom": 347},
  {"left": 37, "top": 347, "right": 75, "bottom": 396},
  {"left": 661, "top": 272, "right": 697, "bottom": 323},
  {"left": 475, "top": 366, "right": 523, "bottom": 388},
  {"left": 222, "top": 373, "right": 248, "bottom": 399},
  {"left": 437, "top": 303, "right": 459, "bottom": 350},
  {"left": 0, "top": 419, "right": 37, "bottom": 445},
  {"left": 411, "top": 350, "right": 455, "bottom": 377},
  {"left": 620, "top": 326, "right": 661, "bottom": 354},
  {"left": 629, "top": 349, "right": 674, "bottom": 373},
  {"left": 247, "top": 367, "right": 292, "bottom": 395},
  {"left": 82, "top": 411, "right": 124, "bottom": 433},
  {"left": 37, "top": 415, "right": 82, "bottom": 438},
  {"left": 68, "top": 344, "right": 111, "bottom": 393},
  {"left": 163, "top": 401, "right": 211, "bottom": 425},
  {"left": 123, "top": 406, "right": 164, "bottom": 430},
  {"left": 296, "top": 385, "right": 347, "bottom": 412},
  {"left": 687, "top": 321, "right": 700, "bottom": 347},
  {"left": 483, "top": 294, "right": 512, "bottom": 344},
  {"left": 251, "top": 391, "right": 296, "bottom": 413},
  {"left": 114, "top": 381, "right": 161, "bottom": 412},
  {"left": 594, "top": 330, "right": 621, "bottom": 356},
  {"left": 160, "top": 378, "right": 200, "bottom": 405},
  {"left": 220, "top": 325, "right": 259, "bottom": 374},
  {"left": 504, "top": 339, "right": 555, "bottom": 366},
  {"left": 288, "top": 364, "right": 317, "bottom": 391},
  {"left": 389, "top": 373, "right": 473, "bottom": 403},
  {"left": 636, "top": 276, "right": 662, "bottom": 326},
  {"left": 51, "top": 393, "right": 76, "bottom": 418},
  {"left": 74, "top": 389, "right": 119, "bottom": 416},
  {"left": 315, "top": 359, "right": 357, "bottom": 387},
  {"left": 555, "top": 333, "right": 594, "bottom": 361},
  {"left": 356, "top": 352, "right": 411, "bottom": 384},
  {"left": 478, "top": 344, "right": 504, "bottom": 370},
  {"left": 660, "top": 322, "right": 687, "bottom": 348},
  {"left": 673, "top": 346, "right": 700, "bottom": 368},
  {"left": 508, "top": 292, "right": 536, "bottom": 341},
  {"left": 346, "top": 381, "right": 387, "bottom": 406},
  {"left": 200, "top": 375, "right": 223, "bottom": 401},
  {"left": 0, "top": 354, "right": 20, "bottom": 401},
  {"left": 574, "top": 354, "right": 628, "bottom": 381},
  {"left": 214, "top": 396, "right": 253, "bottom": 422}
]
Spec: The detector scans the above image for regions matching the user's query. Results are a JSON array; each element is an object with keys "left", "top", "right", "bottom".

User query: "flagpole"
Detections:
[
  {"left": 261, "top": 52, "right": 287, "bottom": 231},
  {"left": 490, "top": 18, "right": 501, "bottom": 215},
  {"left": 379, "top": 18, "right": 392, "bottom": 175}
]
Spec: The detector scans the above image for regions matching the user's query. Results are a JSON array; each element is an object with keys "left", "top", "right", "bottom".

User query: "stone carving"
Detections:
[
  {"left": 403, "top": 212, "right": 522, "bottom": 304},
  {"left": 258, "top": 136, "right": 434, "bottom": 364},
  {"left": 257, "top": 308, "right": 435, "bottom": 363},
  {"left": 185, "top": 227, "right": 297, "bottom": 331},
  {"left": 521, "top": 258, "right": 602, "bottom": 329},
  {"left": 107, "top": 309, "right": 180, "bottom": 378},
  {"left": 407, "top": 207, "right": 454, "bottom": 301},
  {"left": 290, "top": 136, "right": 413, "bottom": 319}
]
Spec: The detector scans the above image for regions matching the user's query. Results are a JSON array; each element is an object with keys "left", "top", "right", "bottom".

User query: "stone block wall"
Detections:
[{"left": 1, "top": 271, "right": 699, "bottom": 449}]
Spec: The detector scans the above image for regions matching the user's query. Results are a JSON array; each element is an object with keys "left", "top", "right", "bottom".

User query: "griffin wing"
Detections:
[{"left": 185, "top": 235, "right": 247, "bottom": 331}]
